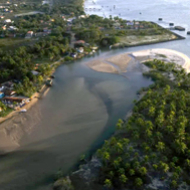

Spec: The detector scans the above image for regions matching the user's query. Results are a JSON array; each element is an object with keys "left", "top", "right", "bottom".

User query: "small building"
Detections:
[
  {"left": 25, "top": 31, "right": 34, "bottom": 38},
  {"left": 0, "top": 92, "right": 4, "bottom": 99},
  {"left": 4, "top": 19, "right": 11, "bottom": 23},
  {"left": 42, "top": 1, "right": 49, "bottom": 5},
  {"left": 31, "top": 70, "right": 39, "bottom": 75},
  {"left": 77, "top": 47, "right": 84, "bottom": 53},
  {"left": 0, "top": 16, "right": 4, "bottom": 19},
  {"left": 2, "top": 25, "right": 6, "bottom": 30},
  {"left": 70, "top": 52, "right": 77, "bottom": 58},
  {"left": 126, "top": 21, "right": 134, "bottom": 26},
  {"left": 75, "top": 40, "right": 85, "bottom": 45},
  {"left": 8, "top": 26, "right": 18, "bottom": 31},
  {"left": 2, "top": 97, "right": 30, "bottom": 106},
  {"left": 4, "top": 89, "right": 16, "bottom": 96}
]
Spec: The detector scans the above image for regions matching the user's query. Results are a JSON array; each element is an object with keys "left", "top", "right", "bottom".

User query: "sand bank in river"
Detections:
[
  {"left": 87, "top": 54, "right": 132, "bottom": 73},
  {"left": 87, "top": 48, "right": 190, "bottom": 74},
  {"left": 89, "top": 60, "right": 118, "bottom": 73}
]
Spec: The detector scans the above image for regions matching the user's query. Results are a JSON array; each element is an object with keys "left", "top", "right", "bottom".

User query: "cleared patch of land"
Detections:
[{"left": 118, "top": 34, "right": 177, "bottom": 46}]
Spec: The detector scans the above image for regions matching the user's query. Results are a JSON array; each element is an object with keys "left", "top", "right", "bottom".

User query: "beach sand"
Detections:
[
  {"left": 87, "top": 48, "right": 190, "bottom": 74},
  {"left": 88, "top": 60, "right": 118, "bottom": 73},
  {"left": 106, "top": 53, "right": 132, "bottom": 72},
  {"left": 132, "top": 48, "right": 190, "bottom": 72},
  {"left": 87, "top": 53, "right": 132, "bottom": 73}
]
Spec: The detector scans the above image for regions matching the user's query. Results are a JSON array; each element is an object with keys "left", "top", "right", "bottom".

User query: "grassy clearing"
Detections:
[{"left": 119, "top": 34, "right": 177, "bottom": 46}]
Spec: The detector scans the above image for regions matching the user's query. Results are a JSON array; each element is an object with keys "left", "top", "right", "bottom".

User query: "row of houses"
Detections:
[{"left": 0, "top": 81, "right": 30, "bottom": 111}]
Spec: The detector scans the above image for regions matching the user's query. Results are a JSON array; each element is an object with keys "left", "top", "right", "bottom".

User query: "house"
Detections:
[
  {"left": 42, "top": 1, "right": 49, "bottom": 5},
  {"left": 4, "top": 19, "right": 11, "bottom": 23},
  {"left": 3, "top": 89, "right": 16, "bottom": 96},
  {"left": 2, "top": 81, "right": 14, "bottom": 89},
  {"left": 0, "top": 16, "right": 4, "bottom": 19},
  {"left": 8, "top": 26, "right": 18, "bottom": 31},
  {"left": 2, "top": 25, "right": 6, "bottom": 30},
  {"left": 25, "top": 31, "right": 34, "bottom": 38},
  {"left": 77, "top": 47, "right": 84, "bottom": 53},
  {"left": 70, "top": 52, "right": 77, "bottom": 58},
  {"left": 126, "top": 21, "right": 134, "bottom": 26},
  {"left": 0, "top": 107, "right": 2, "bottom": 112},
  {"left": 43, "top": 28, "right": 52, "bottom": 34},
  {"left": 75, "top": 40, "right": 85, "bottom": 44},
  {"left": 31, "top": 70, "right": 39, "bottom": 75},
  {"left": 0, "top": 92, "right": 4, "bottom": 99},
  {"left": 78, "top": 15, "right": 87, "bottom": 19},
  {"left": 4, "top": 9, "right": 9, "bottom": 12},
  {"left": 2, "top": 97, "right": 30, "bottom": 106}
]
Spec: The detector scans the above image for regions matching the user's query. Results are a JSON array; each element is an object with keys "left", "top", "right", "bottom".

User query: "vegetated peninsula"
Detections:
[{"left": 55, "top": 51, "right": 190, "bottom": 190}]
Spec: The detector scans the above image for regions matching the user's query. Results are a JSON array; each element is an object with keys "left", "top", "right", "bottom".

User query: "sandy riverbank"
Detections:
[{"left": 87, "top": 48, "right": 190, "bottom": 74}]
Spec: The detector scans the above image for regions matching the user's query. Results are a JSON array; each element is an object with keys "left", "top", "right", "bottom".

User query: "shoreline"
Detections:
[
  {"left": 0, "top": 84, "right": 49, "bottom": 125},
  {"left": 87, "top": 48, "right": 190, "bottom": 74}
]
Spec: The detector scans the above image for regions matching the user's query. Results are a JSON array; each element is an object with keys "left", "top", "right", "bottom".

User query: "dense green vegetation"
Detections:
[
  {"left": 0, "top": 33, "right": 70, "bottom": 96},
  {"left": 96, "top": 60, "right": 190, "bottom": 189}
]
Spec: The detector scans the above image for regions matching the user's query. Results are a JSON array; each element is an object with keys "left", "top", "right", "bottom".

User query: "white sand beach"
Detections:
[{"left": 87, "top": 48, "right": 190, "bottom": 74}]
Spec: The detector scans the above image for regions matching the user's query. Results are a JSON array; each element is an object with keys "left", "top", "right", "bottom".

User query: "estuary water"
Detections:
[{"left": 1, "top": 0, "right": 190, "bottom": 189}]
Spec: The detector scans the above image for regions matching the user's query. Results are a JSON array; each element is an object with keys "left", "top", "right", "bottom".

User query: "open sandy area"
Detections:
[
  {"left": 87, "top": 53, "right": 132, "bottom": 73},
  {"left": 132, "top": 48, "right": 190, "bottom": 72},
  {"left": 88, "top": 48, "right": 190, "bottom": 74},
  {"left": 88, "top": 60, "right": 118, "bottom": 73}
]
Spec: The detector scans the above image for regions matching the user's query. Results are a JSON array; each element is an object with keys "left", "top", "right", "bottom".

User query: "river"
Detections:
[{"left": 1, "top": 0, "right": 190, "bottom": 190}]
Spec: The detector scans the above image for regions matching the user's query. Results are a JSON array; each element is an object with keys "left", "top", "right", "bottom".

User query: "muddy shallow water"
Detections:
[{"left": 0, "top": 49, "right": 153, "bottom": 190}]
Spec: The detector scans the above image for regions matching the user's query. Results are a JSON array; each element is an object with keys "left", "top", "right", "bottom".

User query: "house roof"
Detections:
[
  {"left": 75, "top": 40, "right": 85, "bottom": 44},
  {"left": 3, "top": 97, "right": 28, "bottom": 102}
]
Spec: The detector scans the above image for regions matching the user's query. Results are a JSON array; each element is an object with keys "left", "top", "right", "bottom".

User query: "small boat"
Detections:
[
  {"left": 46, "top": 79, "right": 53, "bottom": 86},
  {"left": 20, "top": 109, "right": 27, "bottom": 113}
]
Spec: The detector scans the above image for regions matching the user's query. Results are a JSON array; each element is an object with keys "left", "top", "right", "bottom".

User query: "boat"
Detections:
[
  {"left": 20, "top": 109, "right": 27, "bottom": 113},
  {"left": 46, "top": 79, "right": 53, "bottom": 86}
]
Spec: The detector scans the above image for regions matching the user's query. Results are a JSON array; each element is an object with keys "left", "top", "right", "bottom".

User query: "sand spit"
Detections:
[
  {"left": 106, "top": 54, "right": 132, "bottom": 72},
  {"left": 132, "top": 48, "right": 190, "bottom": 72},
  {"left": 89, "top": 60, "right": 118, "bottom": 73},
  {"left": 87, "top": 53, "right": 132, "bottom": 73},
  {"left": 88, "top": 49, "right": 190, "bottom": 74}
]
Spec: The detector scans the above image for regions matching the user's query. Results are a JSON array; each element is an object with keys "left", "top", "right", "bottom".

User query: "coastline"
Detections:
[{"left": 87, "top": 48, "right": 190, "bottom": 74}]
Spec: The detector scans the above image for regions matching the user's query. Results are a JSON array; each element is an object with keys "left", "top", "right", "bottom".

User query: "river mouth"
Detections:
[{"left": 0, "top": 49, "right": 153, "bottom": 190}]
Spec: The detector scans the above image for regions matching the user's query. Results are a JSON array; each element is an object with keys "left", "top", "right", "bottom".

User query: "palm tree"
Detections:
[
  {"left": 135, "top": 178, "right": 143, "bottom": 187},
  {"left": 174, "top": 139, "right": 187, "bottom": 154},
  {"left": 139, "top": 167, "right": 147, "bottom": 176},
  {"left": 159, "top": 162, "right": 169, "bottom": 173},
  {"left": 104, "top": 179, "right": 112, "bottom": 189},
  {"left": 119, "top": 174, "right": 128, "bottom": 184},
  {"left": 129, "top": 169, "right": 135, "bottom": 176},
  {"left": 156, "top": 142, "right": 165, "bottom": 152}
]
